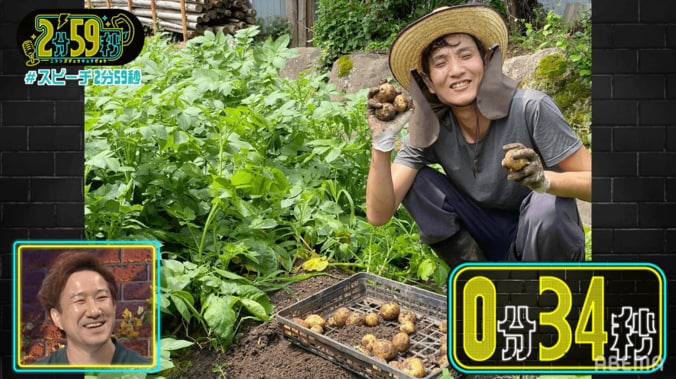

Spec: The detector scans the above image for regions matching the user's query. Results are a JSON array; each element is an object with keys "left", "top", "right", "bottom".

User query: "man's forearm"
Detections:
[
  {"left": 366, "top": 150, "right": 397, "bottom": 225},
  {"left": 545, "top": 170, "right": 592, "bottom": 202}
]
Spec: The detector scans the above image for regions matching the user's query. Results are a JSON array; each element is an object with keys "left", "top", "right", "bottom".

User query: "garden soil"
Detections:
[{"left": 171, "top": 267, "right": 535, "bottom": 379}]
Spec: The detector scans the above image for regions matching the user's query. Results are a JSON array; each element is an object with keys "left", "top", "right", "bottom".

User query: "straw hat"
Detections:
[{"left": 389, "top": 4, "right": 508, "bottom": 90}]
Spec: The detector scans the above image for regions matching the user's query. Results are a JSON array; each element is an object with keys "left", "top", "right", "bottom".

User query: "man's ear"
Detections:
[
  {"left": 50, "top": 308, "right": 63, "bottom": 330},
  {"left": 419, "top": 71, "right": 435, "bottom": 95}
]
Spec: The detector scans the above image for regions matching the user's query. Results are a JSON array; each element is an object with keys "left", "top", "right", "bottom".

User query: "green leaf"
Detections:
[
  {"left": 160, "top": 337, "right": 195, "bottom": 351},
  {"left": 202, "top": 294, "right": 237, "bottom": 343},
  {"left": 169, "top": 291, "right": 195, "bottom": 321},
  {"left": 230, "top": 169, "right": 253, "bottom": 188},
  {"left": 417, "top": 259, "right": 436, "bottom": 281},
  {"left": 240, "top": 298, "right": 271, "bottom": 321},
  {"left": 250, "top": 217, "right": 278, "bottom": 229}
]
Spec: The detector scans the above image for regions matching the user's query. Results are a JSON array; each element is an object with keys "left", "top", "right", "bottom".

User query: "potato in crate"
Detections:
[{"left": 276, "top": 272, "right": 450, "bottom": 379}]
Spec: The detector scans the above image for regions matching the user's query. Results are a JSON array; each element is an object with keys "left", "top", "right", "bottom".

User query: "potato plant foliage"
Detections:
[{"left": 85, "top": 28, "right": 448, "bottom": 351}]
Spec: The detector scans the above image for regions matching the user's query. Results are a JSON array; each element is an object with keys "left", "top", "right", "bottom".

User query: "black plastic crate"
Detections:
[{"left": 276, "top": 272, "right": 450, "bottom": 379}]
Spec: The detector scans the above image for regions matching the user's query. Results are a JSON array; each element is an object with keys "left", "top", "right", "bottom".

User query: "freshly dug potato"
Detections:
[
  {"left": 310, "top": 324, "right": 324, "bottom": 334},
  {"left": 439, "top": 354, "right": 449, "bottom": 366},
  {"left": 375, "top": 102, "right": 397, "bottom": 121},
  {"left": 379, "top": 301, "right": 400, "bottom": 321},
  {"left": 374, "top": 82, "right": 398, "bottom": 104},
  {"left": 398, "top": 310, "right": 417, "bottom": 324},
  {"left": 370, "top": 81, "right": 412, "bottom": 121},
  {"left": 440, "top": 339, "right": 447, "bottom": 355},
  {"left": 329, "top": 307, "right": 351, "bottom": 327},
  {"left": 501, "top": 148, "right": 528, "bottom": 171},
  {"left": 354, "top": 345, "right": 372, "bottom": 356},
  {"left": 438, "top": 319, "right": 447, "bottom": 333},
  {"left": 393, "top": 94, "right": 410, "bottom": 113},
  {"left": 371, "top": 339, "right": 398, "bottom": 361},
  {"left": 304, "top": 314, "right": 326, "bottom": 329},
  {"left": 402, "top": 357, "right": 426, "bottom": 378},
  {"left": 389, "top": 360, "right": 403, "bottom": 370},
  {"left": 392, "top": 332, "right": 410, "bottom": 353},
  {"left": 361, "top": 333, "right": 377, "bottom": 350},
  {"left": 345, "top": 311, "right": 365, "bottom": 326},
  {"left": 400, "top": 320, "right": 416, "bottom": 334},
  {"left": 292, "top": 317, "right": 309, "bottom": 328},
  {"left": 364, "top": 312, "right": 380, "bottom": 327}
]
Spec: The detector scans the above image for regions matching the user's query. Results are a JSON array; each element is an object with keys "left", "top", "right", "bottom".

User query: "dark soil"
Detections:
[
  {"left": 169, "top": 268, "right": 535, "bottom": 379},
  {"left": 171, "top": 268, "right": 359, "bottom": 379}
]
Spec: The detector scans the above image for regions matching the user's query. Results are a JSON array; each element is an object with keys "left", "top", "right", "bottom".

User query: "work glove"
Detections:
[
  {"left": 366, "top": 86, "right": 413, "bottom": 152},
  {"left": 501, "top": 142, "right": 551, "bottom": 193}
]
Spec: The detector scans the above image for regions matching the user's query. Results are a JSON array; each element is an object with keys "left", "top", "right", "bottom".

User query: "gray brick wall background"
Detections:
[
  {"left": 1, "top": 0, "right": 84, "bottom": 378},
  {"left": 1, "top": 0, "right": 675, "bottom": 378},
  {"left": 592, "top": 0, "right": 676, "bottom": 378}
]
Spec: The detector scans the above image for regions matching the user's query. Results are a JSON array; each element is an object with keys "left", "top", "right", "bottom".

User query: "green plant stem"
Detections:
[{"left": 198, "top": 201, "right": 220, "bottom": 264}]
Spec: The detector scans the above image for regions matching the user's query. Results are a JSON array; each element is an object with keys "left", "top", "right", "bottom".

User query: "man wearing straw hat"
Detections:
[{"left": 365, "top": 4, "right": 591, "bottom": 266}]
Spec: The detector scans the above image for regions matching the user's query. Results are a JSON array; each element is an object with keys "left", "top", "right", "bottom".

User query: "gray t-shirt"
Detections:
[{"left": 394, "top": 88, "right": 582, "bottom": 212}]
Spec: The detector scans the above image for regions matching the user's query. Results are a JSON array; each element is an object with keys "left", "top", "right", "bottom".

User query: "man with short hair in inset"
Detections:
[{"left": 34, "top": 251, "right": 150, "bottom": 365}]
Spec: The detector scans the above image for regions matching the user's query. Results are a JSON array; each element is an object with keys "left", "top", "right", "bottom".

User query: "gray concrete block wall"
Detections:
[
  {"left": 0, "top": 0, "right": 84, "bottom": 377},
  {"left": 592, "top": 1, "right": 676, "bottom": 378}
]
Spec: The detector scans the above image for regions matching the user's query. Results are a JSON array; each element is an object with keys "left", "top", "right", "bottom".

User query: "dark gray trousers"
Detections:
[{"left": 401, "top": 167, "right": 585, "bottom": 261}]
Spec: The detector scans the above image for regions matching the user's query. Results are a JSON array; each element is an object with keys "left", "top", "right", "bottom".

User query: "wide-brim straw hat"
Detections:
[{"left": 389, "top": 4, "right": 509, "bottom": 90}]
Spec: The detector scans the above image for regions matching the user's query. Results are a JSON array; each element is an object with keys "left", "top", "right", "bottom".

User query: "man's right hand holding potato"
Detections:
[{"left": 366, "top": 82, "right": 413, "bottom": 152}]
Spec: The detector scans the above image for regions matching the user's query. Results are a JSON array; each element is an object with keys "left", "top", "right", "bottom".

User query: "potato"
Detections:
[
  {"left": 310, "top": 324, "right": 323, "bottom": 334},
  {"left": 354, "top": 345, "right": 372, "bottom": 356},
  {"left": 345, "top": 312, "right": 365, "bottom": 326},
  {"left": 392, "top": 332, "right": 410, "bottom": 353},
  {"left": 398, "top": 310, "right": 417, "bottom": 324},
  {"left": 439, "top": 354, "right": 449, "bottom": 366},
  {"left": 374, "top": 82, "right": 398, "bottom": 104},
  {"left": 361, "top": 333, "right": 377, "bottom": 349},
  {"left": 375, "top": 102, "right": 397, "bottom": 121},
  {"left": 379, "top": 301, "right": 400, "bottom": 321},
  {"left": 400, "top": 320, "right": 416, "bottom": 334},
  {"left": 364, "top": 312, "right": 380, "bottom": 327},
  {"left": 402, "top": 357, "right": 426, "bottom": 378},
  {"left": 389, "top": 360, "right": 403, "bottom": 370},
  {"left": 440, "top": 339, "right": 447, "bottom": 355},
  {"left": 438, "top": 319, "right": 447, "bottom": 333},
  {"left": 501, "top": 148, "right": 528, "bottom": 171},
  {"left": 304, "top": 314, "right": 326, "bottom": 328},
  {"left": 292, "top": 317, "right": 309, "bottom": 328},
  {"left": 330, "top": 307, "right": 351, "bottom": 327},
  {"left": 393, "top": 94, "right": 410, "bottom": 113},
  {"left": 371, "top": 339, "right": 397, "bottom": 361}
]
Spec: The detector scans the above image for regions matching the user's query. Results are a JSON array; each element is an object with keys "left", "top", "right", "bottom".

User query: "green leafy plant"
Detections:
[{"left": 86, "top": 26, "right": 447, "bottom": 353}]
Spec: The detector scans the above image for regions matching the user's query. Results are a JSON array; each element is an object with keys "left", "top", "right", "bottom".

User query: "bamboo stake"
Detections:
[{"left": 150, "top": 0, "right": 158, "bottom": 34}]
